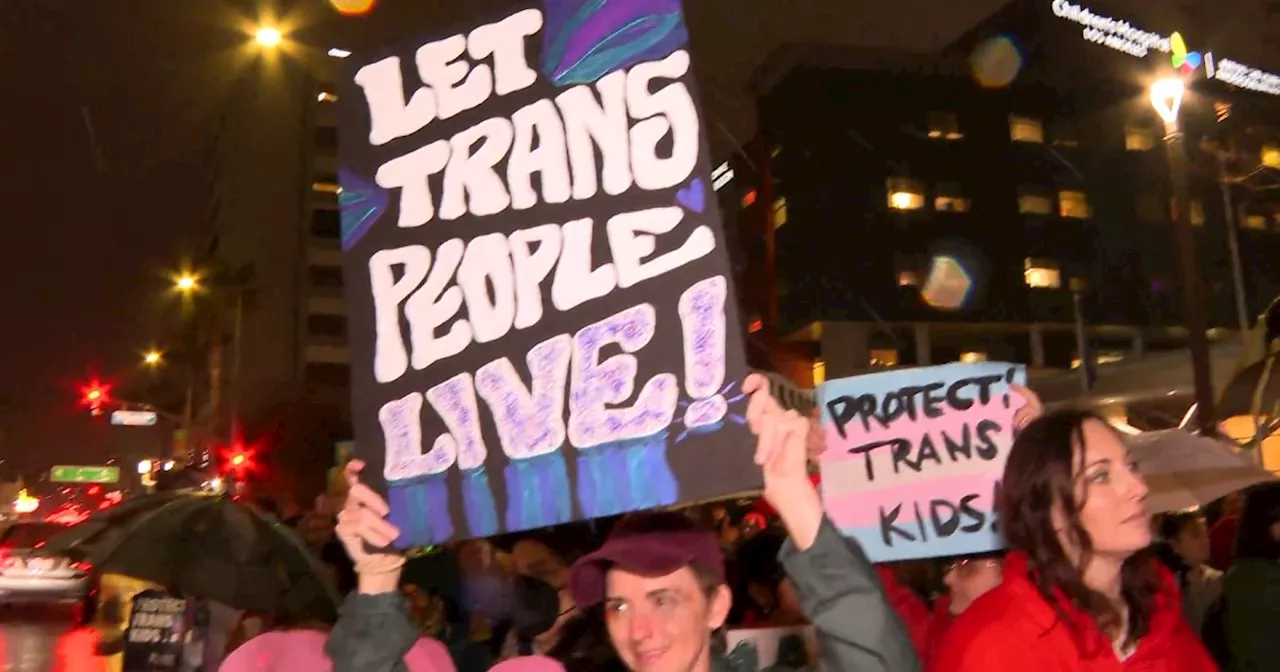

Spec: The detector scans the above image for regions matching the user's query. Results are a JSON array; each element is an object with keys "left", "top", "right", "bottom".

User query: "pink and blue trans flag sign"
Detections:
[{"left": 817, "top": 362, "right": 1027, "bottom": 562}]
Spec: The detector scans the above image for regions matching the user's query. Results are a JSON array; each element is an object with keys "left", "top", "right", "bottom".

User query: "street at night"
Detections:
[
  {"left": 0, "top": 605, "right": 111, "bottom": 672},
  {"left": 2, "top": 0, "right": 1279, "bottom": 669}
]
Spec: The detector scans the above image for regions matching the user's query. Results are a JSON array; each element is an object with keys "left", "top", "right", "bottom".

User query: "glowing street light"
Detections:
[
  {"left": 137, "top": 460, "right": 153, "bottom": 475},
  {"left": 174, "top": 272, "right": 200, "bottom": 294},
  {"left": 143, "top": 350, "right": 163, "bottom": 367},
  {"left": 255, "top": 26, "right": 283, "bottom": 48},
  {"left": 1149, "top": 77, "right": 1185, "bottom": 128}
]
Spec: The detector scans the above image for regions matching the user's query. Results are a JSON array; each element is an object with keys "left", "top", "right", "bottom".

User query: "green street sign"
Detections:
[{"left": 50, "top": 465, "right": 120, "bottom": 484}]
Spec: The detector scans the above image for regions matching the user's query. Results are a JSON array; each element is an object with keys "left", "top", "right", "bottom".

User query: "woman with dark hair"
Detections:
[
  {"left": 929, "top": 409, "right": 1215, "bottom": 670},
  {"left": 1221, "top": 482, "right": 1280, "bottom": 671}
]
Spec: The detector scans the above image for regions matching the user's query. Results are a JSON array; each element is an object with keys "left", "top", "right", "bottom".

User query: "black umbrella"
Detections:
[{"left": 38, "top": 490, "right": 339, "bottom": 620}]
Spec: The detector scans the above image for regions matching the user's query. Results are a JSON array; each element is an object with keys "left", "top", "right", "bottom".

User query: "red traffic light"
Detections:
[
  {"left": 220, "top": 443, "right": 258, "bottom": 480},
  {"left": 79, "top": 379, "right": 112, "bottom": 413}
]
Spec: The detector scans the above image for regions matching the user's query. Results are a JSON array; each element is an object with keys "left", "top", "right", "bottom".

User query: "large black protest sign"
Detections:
[{"left": 337, "top": 0, "right": 755, "bottom": 545}]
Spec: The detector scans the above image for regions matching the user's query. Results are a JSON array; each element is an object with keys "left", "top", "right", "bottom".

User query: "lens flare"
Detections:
[
  {"left": 921, "top": 255, "right": 975, "bottom": 310},
  {"left": 971, "top": 35, "right": 1022, "bottom": 89}
]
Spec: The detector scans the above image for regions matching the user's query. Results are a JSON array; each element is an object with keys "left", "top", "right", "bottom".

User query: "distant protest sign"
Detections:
[
  {"left": 122, "top": 590, "right": 188, "bottom": 671},
  {"left": 749, "top": 369, "right": 815, "bottom": 416},
  {"left": 337, "top": 0, "right": 754, "bottom": 546},
  {"left": 818, "top": 362, "right": 1027, "bottom": 562}
]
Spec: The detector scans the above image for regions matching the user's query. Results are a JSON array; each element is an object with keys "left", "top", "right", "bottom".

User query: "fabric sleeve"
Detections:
[
  {"left": 778, "top": 516, "right": 921, "bottom": 672},
  {"left": 325, "top": 591, "right": 418, "bottom": 672}
]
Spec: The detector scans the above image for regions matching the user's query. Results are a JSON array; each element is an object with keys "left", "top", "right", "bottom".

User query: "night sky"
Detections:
[{"left": 9, "top": 0, "right": 1261, "bottom": 478}]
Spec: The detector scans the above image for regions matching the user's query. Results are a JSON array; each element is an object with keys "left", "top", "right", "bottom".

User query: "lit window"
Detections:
[
  {"left": 1024, "top": 258, "right": 1062, "bottom": 289},
  {"left": 1058, "top": 190, "right": 1091, "bottom": 219},
  {"left": 934, "top": 183, "right": 970, "bottom": 213},
  {"left": 1242, "top": 213, "right": 1268, "bottom": 230},
  {"left": 886, "top": 177, "right": 925, "bottom": 210},
  {"left": 1262, "top": 144, "right": 1280, "bottom": 169},
  {"left": 741, "top": 189, "right": 757, "bottom": 208},
  {"left": 312, "top": 181, "right": 341, "bottom": 194},
  {"left": 317, "top": 91, "right": 338, "bottom": 103},
  {"left": 870, "top": 349, "right": 899, "bottom": 367},
  {"left": 812, "top": 359, "right": 826, "bottom": 385},
  {"left": 772, "top": 198, "right": 787, "bottom": 228},
  {"left": 959, "top": 351, "right": 988, "bottom": 363},
  {"left": 926, "top": 111, "right": 962, "bottom": 140},
  {"left": 1125, "top": 124, "right": 1156, "bottom": 151},
  {"left": 1190, "top": 200, "right": 1205, "bottom": 226},
  {"left": 1009, "top": 115, "right": 1044, "bottom": 143},
  {"left": 1018, "top": 187, "right": 1053, "bottom": 215}
]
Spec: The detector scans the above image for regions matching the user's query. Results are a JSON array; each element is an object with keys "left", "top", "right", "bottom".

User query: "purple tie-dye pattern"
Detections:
[{"left": 541, "top": 0, "right": 689, "bottom": 85}]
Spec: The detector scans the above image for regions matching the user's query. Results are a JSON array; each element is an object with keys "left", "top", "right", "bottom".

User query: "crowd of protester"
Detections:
[{"left": 207, "top": 377, "right": 1279, "bottom": 671}]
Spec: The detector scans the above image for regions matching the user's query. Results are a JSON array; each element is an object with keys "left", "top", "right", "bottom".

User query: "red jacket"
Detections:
[{"left": 927, "top": 552, "right": 1216, "bottom": 672}]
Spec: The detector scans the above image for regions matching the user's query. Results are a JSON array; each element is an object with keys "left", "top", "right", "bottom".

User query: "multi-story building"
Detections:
[
  {"left": 728, "top": 0, "right": 1280, "bottom": 399},
  {"left": 200, "top": 43, "right": 352, "bottom": 498}
]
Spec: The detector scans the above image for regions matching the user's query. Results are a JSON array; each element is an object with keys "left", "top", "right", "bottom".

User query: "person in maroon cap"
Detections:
[{"left": 566, "top": 373, "right": 920, "bottom": 672}]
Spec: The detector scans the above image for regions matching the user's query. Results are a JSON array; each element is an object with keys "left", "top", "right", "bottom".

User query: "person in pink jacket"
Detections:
[{"left": 219, "top": 629, "right": 453, "bottom": 671}]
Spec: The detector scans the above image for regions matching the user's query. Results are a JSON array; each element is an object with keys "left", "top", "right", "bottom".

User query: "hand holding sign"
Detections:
[
  {"left": 806, "top": 408, "right": 826, "bottom": 463},
  {"left": 336, "top": 460, "right": 404, "bottom": 591},
  {"left": 1010, "top": 384, "right": 1043, "bottom": 433},
  {"left": 744, "top": 373, "right": 824, "bottom": 549}
]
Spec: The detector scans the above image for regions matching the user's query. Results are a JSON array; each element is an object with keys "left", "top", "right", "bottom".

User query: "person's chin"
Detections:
[{"left": 1121, "top": 519, "right": 1153, "bottom": 550}]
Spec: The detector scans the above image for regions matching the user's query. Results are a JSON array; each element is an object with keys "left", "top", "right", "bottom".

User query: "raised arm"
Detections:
[{"left": 743, "top": 374, "right": 921, "bottom": 672}]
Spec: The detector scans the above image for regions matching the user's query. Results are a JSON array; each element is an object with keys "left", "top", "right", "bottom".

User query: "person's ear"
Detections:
[{"left": 706, "top": 584, "right": 732, "bottom": 630}]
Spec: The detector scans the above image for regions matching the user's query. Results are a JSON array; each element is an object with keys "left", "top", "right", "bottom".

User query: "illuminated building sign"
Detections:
[
  {"left": 1051, "top": 0, "right": 1168, "bottom": 57},
  {"left": 1212, "top": 58, "right": 1280, "bottom": 96},
  {"left": 1050, "top": 1, "right": 1280, "bottom": 96}
]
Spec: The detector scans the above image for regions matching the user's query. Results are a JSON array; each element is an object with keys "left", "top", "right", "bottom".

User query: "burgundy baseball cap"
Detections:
[{"left": 568, "top": 511, "right": 725, "bottom": 606}]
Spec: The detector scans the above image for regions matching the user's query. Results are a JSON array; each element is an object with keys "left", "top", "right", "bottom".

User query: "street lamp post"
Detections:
[
  {"left": 172, "top": 269, "right": 244, "bottom": 444},
  {"left": 1151, "top": 78, "right": 1217, "bottom": 435}
]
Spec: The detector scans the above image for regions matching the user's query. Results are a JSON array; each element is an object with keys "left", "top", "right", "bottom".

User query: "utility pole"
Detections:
[{"left": 1152, "top": 79, "right": 1217, "bottom": 435}]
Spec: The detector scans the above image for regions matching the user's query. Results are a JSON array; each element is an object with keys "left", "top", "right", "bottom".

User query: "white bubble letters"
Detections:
[{"left": 567, "top": 304, "right": 678, "bottom": 448}]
